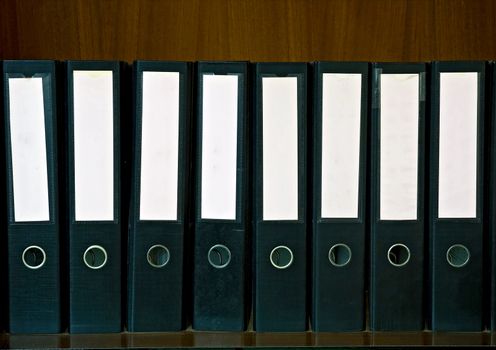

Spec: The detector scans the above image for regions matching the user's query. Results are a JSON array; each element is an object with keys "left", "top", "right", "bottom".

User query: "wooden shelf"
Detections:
[
  {"left": 1, "top": 331, "right": 494, "bottom": 349},
  {"left": 2, "top": 0, "right": 496, "bottom": 62}
]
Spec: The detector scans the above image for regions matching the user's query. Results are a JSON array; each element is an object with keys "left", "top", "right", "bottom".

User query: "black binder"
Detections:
[
  {"left": 192, "top": 62, "right": 249, "bottom": 331},
  {"left": 489, "top": 61, "right": 496, "bottom": 331},
  {"left": 311, "top": 62, "right": 368, "bottom": 331},
  {"left": 370, "top": 63, "right": 426, "bottom": 330},
  {"left": 0, "top": 61, "right": 4, "bottom": 333},
  {"left": 67, "top": 61, "right": 122, "bottom": 333},
  {"left": 253, "top": 62, "right": 307, "bottom": 332},
  {"left": 3, "top": 60, "right": 61, "bottom": 333},
  {"left": 127, "top": 61, "right": 191, "bottom": 331},
  {"left": 429, "top": 61, "right": 485, "bottom": 331}
]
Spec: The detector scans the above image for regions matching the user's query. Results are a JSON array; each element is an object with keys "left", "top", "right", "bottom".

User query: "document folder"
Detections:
[
  {"left": 370, "top": 63, "right": 426, "bottom": 330},
  {"left": 429, "top": 61, "right": 485, "bottom": 331},
  {"left": 127, "top": 61, "right": 191, "bottom": 331},
  {"left": 311, "top": 62, "right": 368, "bottom": 331},
  {"left": 3, "top": 60, "right": 61, "bottom": 333},
  {"left": 192, "top": 62, "right": 249, "bottom": 331},
  {"left": 67, "top": 61, "right": 123, "bottom": 333},
  {"left": 253, "top": 62, "right": 308, "bottom": 332}
]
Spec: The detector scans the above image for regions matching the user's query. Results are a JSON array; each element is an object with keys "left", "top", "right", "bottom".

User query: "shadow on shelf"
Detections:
[{"left": 0, "top": 330, "right": 495, "bottom": 348}]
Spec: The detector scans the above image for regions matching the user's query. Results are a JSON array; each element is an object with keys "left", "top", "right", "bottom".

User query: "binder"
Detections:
[
  {"left": 127, "top": 61, "right": 191, "bottom": 331},
  {"left": 3, "top": 60, "right": 61, "bottom": 333},
  {"left": 0, "top": 61, "right": 4, "bottom": 333},
  {"left": 254, "top": 62, "right": 307, "bottom": 332},
  {"left": 429, "top": 61, "right": 485, "bottom": 331},
  {"left": 67, "top": 61, "right": 122, "bottom": 333},
  {"left": 311, "top": 62, "right": 368, "bottom": 331},
  {"left": 370, "top": 63, "right": 426, "bottom": 330},
  {"left": 489, "top": 61, "right": 496, "bottom": 331},
  {"left": 192, "top": 62, "right": 249, "bottom": 331}
]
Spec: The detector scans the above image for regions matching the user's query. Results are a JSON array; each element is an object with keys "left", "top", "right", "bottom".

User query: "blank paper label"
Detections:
[
  {"left": 201, "top": 75, "right": 238, "bottom": 220},
  {"left": 438, "top": 72, "right": 478, "bottom": 218},
  {"left": 73, "top": 70, "right": 114, "bottom": 221},
  {"left": 263, "top": 77, "right": 299, "bottom": 221},
  {"left": 139, "top": 72, "right": 180, "bottom": 221},
  {"left": 8, "top": 77, "right": 50, "bottom": 222},
  {"left": 380, "top": 74, "right": 419, "bottom": 220},
  {"left": 321, "top": 73, "right": 362, "bottom": 219}
]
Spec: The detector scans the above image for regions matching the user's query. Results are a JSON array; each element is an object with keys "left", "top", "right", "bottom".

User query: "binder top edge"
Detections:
[
  {"left": 372, "top": 62, "right": 426, "bottom": 69},
  {"left": 3, "top": 60, "right": 57, "bottom": 72},
  {"left": 66, "top": 60, "right": 122, "bottom": 71},
  {"left": 134, "top": 61, "right": 191, "bottom": 72},
  {"left": 431, "top": 60, "right": 486, "bottom": 72}
]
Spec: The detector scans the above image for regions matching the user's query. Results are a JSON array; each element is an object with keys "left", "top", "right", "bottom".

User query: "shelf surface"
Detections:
[{"left": 1, "top": 330, "right": 495, "bottom": 349}]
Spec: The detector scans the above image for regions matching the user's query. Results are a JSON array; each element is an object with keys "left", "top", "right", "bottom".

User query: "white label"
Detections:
[
  {"left": 380, "top": 74, "right": 419, "bottom": 220},
  {"left": 139, "top": 72, "right": 180, "bottom": 221},
  {"left": 321, "top": 73, "right": 362, "bottom": 219},
  {"left": 8, "top": 78, "right": 50, "bottom": 222},
  {"left": 73, "top": 70, "right": 114, "bottom": 221},
  {"left": 200, "top": 75, "right": 238, "bottom": 220},
  {"left": 262, "top": 77, "right": 299, "bottom": 221},
  {"left": 438, "top": 72, "right": 478, "bottom": 218}
]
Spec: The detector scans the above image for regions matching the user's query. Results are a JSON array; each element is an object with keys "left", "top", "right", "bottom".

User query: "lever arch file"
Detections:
[
  {"left": 312, "top": 62, "right": 368, "bottom": 331},
  {"left": 127, "top": 61, "right": 191, "bottom": 332},
  {"left": 254, "top": 62, "right": 307, "bottom": 332},
  {"left": 429, "top": 61, "right": 485, "bottom": 331},
  {"left": 489, "top": 61, "right": 496, "bottom": 331},
  {"left": 67, "top": 61, "right": 122, "bottom": 333},
  {"left": 370, "top": 63, "right": 426, "bottom": 330},
  {"left": 3, "top": 60, "right": 61, "bottom": 333},
  {"left": 192, "top": 62, "right": 249, "bottom": 331},
  {"left": 0, "top": 62, "right": 4, "bottom": 333}
]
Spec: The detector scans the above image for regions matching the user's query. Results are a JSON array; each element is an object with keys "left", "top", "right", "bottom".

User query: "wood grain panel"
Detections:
[
  {"left": 0, "top": 0, "right": 19, "bottom": 58},
  {"left": 75, "top": 0, "right": 140, "bottom": 60},
  {"left": 15, "top": 0, "right": 80, "bottom": 59},
  {"left": 0, "top": 0, "right": 495, "bottom": 62}
]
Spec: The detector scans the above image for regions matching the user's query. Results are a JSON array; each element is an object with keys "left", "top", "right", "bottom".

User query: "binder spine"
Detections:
[
  {"left": 192, "top": 62, "right": 249, "bottom": 331},
  {"left": 489, "top": 61, "right": 496, "bottom": 330},
  {"left": 127, "top": 61, "right": 191, "bottom": 332},
  {"left": 254, "top": 62, "right": 308, "bottom": 332},
  {"left": 0, "top": 62, "right": 4, "bottom": 330},
  {"left": 311, "top": 62, "right": 368, "bottom": 331},
  {"left": 0, "top": 60, "right": 6, "bottom": 333},
  {"left": 67, "top": 61, "right": 122, "bottom": 333},
  {"left": 429, "top": 61, "right": 486, "bottom": 331},
  {"left": 3, "top": 60, "right": 61, "bottom": 333},
  {"left": 370, "top": 63, "right": 426, "bottom": 331}
]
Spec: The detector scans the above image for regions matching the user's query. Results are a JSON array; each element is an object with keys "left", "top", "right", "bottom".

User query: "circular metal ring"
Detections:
[
  {"left": 147, "top": 244, "right": 170, "bottom": 268},
  {"left": 22, "top": 245, "right": 46, "bottom": 270},
  {"left": 328, "top": 243, "right": 352, "bottom": 267},
  {"left": 208, "top": 244, "right": 231, "bottom": 269},
  {"left": 83, "top": 245, "right": 108, "bottom": 270},
  {"left": 387, "top": 243, "right": 411, "bottom": 267},
  {"left": 270, "top": 245, "right": 294, "bottom": 269}
]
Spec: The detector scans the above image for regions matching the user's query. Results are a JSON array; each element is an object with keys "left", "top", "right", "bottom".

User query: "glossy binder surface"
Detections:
[
  {"left": 3, "top": 60, "right": 61, "bottom": 333},
  {"left": 253, "top": 62, "right": 308, "bottom": 332},
  {"left": 192, "top": 62, "right": 249, "bottom": 331},
  {"left": 127, "top": 61, "right": 191, "bottom": 331},
  {"left": 312, "top": 62, "right": 368, "bottom": 331},
  {"left": 370, "top": 63, "right": 426, "bottom": 330},
  {"left": 67, "top": 61, "right": 122, "bottom": 333},
  {"left": 429, "top": 61, "right": 485, "bottom": 331}
]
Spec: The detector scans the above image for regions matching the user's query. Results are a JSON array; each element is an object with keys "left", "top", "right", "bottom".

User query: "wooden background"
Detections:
[{"left": 1, "top": 0, "right": 495, "bottom": 62}]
